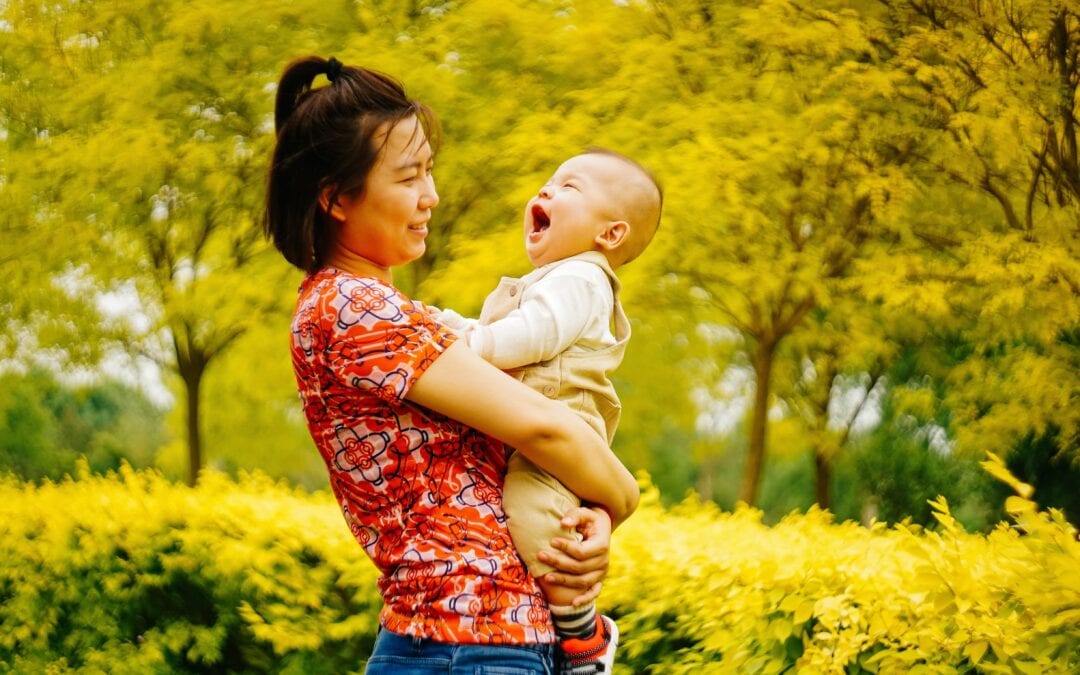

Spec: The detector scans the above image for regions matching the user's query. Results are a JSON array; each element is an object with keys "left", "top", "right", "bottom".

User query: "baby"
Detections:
[{"left": 438, "top": 147, "right": 662, "bottom": 673}]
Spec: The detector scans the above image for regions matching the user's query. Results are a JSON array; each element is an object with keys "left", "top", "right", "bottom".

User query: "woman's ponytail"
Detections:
[{"left": 273, "top": 56, "right": 333, "bottom": 133}]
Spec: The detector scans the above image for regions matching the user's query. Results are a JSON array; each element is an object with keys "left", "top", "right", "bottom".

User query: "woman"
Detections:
[{"left": 264, "top": 56, "right": 639, "bottom": 673}]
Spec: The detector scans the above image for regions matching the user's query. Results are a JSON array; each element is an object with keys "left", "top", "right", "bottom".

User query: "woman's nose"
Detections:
[{"left": 421, "top": 176, "right": 439, "bottom": 209}]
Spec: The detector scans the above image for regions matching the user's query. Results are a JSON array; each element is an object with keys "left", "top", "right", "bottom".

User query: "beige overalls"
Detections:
[{"left": 478, "top": 251, "right": 630, "bottom": 575}]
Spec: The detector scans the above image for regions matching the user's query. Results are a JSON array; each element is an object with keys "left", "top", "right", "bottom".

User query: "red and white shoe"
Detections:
[{"left": 558, "top": 614, "right": 619, "bottom": 674}]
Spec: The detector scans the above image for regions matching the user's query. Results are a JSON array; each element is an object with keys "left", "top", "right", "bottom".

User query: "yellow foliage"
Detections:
[
  {"left": 2, "top": 464, "right": 1077, "bottom": 672},
  {"left": 0, "top": 463, "right": 382, "bottom": 672},
  {"left": 606, "top": 475, "right": 1079, "bottom": 673}
]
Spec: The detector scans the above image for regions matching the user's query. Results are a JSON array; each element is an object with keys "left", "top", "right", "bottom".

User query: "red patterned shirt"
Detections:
[{"left": 291, "top": 268, "right": 553, "bottom": 644}]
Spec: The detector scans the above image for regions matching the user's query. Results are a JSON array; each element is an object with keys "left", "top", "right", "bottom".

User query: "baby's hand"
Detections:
[{"left": 428, "top": 306, "right": 474, "bottom": 338}]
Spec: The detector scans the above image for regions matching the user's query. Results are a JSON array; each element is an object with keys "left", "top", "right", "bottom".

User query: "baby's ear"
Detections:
[
  {"left": 318, "top": 185, "right": 346, "bottom": 221},
  {"left": 595, "top": 220, "right": 629, "bottom": 251}
]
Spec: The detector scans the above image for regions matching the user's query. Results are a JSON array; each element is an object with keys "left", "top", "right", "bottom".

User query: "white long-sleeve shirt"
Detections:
[{"left": 436, "top": 258, "right": 616, "bottom": 371}]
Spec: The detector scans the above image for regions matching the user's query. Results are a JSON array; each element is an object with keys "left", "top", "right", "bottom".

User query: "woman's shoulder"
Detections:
[
  {"left": 300, "top": 268, "right": 410, "bottom": 311},
  {"left": 297, "top": 268, "right": 441, "bottom": 337},
  {"left": 300, "top": 267, "right": 400, "bottom": 297}
]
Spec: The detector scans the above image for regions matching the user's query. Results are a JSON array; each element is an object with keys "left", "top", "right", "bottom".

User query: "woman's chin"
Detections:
[{"left": 404, "top": 242, "right": 426, "bottom": 263}]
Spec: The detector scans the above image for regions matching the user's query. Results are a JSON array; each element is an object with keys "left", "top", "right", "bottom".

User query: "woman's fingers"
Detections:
[
  {"left": 536, "top": 503, "right": 612, "bottom": 598},
  {"left": 538, "top": 552, "right": 594, "bottom": 577},
  {"left": 550, "top": 536, "right": 606, "bottom": 565},
  {"left": 539, "top": 534, "right": 610, "bottom": 568}
]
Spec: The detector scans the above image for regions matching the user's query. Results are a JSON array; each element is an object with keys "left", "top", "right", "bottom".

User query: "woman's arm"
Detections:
[{"left": 406, "top": 341, "right": 639, "bottom": 525}]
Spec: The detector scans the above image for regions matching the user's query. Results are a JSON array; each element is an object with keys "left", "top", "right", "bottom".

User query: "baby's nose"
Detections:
[{"left": 538, "top": 184, "right": 553, "bottom": 199}]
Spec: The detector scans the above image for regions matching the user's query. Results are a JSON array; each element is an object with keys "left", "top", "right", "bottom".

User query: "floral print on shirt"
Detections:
[{"left": 291, "top": 269, "right": 553, "bottom": 644}]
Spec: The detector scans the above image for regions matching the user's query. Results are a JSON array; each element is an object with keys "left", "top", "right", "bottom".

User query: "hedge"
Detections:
[{"left": 1, "top": 456, "right": 1077, "bottom": 673}]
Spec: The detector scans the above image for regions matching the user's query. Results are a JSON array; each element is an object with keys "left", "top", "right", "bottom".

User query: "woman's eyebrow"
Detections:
[{"left": 393, "top": 155, "right": 434, "bottom": 172}]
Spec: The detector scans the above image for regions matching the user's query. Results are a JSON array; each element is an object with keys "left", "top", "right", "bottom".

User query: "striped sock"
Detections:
[{"left": 549, "top": 603, "right": 597, "bottom": 640}]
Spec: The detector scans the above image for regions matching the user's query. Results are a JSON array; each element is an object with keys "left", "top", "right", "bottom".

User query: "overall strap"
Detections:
[{"left": 560, "top": 251, "right": 631, "bottom": 346}]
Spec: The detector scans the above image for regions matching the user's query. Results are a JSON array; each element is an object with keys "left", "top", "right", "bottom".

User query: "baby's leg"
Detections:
[
  {"left": 502, "top": 451, "right": 582, "bottom": 582},
  {"left": 504, "top": 451, "right": 618, "bottom": 669},
  {"left": 502, "top": 452, "right": 594, "bottom": 623}
]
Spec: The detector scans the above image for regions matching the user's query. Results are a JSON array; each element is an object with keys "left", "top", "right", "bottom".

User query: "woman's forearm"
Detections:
[
  {"left": 406, "top": 342, "right": 640, "bottom": 523},
  {"left": 513, "top": 397, "right": 639, "bottom": 525}
]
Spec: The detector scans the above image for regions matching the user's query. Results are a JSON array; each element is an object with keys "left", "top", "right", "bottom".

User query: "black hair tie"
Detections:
[{"left": 326, "top": 57, "right": 343, "bottom": 83}]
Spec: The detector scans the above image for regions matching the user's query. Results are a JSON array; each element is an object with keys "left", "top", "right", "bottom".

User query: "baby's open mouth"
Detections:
[{"left": 530, "top": 204, "right": 550, "bottom": 233}]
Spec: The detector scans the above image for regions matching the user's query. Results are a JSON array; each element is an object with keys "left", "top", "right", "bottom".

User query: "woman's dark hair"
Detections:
[{"left": 264, "top": 56, "right": 439, "bottom": 273}]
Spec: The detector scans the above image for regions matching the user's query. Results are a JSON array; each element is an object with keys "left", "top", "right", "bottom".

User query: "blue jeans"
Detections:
[{"left": 365, "top": 628, "right": 556, "bottom": 675}]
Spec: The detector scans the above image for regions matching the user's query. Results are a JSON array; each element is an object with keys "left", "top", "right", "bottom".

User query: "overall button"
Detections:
[
  {"left": 509, "top": 287, "right": 518, "bottom": 297},
  {"left": 542, "top": 385, "right": 556, "bottom": 397}
]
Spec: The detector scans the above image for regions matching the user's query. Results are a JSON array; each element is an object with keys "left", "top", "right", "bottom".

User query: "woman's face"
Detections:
[{"left": 326, "top": 116, "right": 438, "bottom": 280}]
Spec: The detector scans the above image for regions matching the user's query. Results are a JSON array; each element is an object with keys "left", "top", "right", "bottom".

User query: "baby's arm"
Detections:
[{"left": 468, "top": 264, "right": 612, "bottom": 370}]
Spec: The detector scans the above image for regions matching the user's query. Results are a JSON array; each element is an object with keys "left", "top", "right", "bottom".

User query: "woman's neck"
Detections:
[{"left": 324, "top": 248, "right": 392, "bottom": 284}]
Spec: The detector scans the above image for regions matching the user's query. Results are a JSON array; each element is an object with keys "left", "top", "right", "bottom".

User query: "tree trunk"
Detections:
[
  {"left": 184, "top": 367, "right": 203, "bottom": 487},
  {"left": 861, "top": 496, "right": 879, "bottom": 527},
  {"left": 1050, "top": 10, "right": 1079, "bottom": 195},
  {"left": 173, "top": 327, "right": 209, "bottom": 487},
  {"left": 813, "top": 448, "right": 831, "bottom": 510},
  {"left": 739, "top": 338, "right": 775, "bottom": 506},
  {"left": 696, "top": 453, "right": 716, "bottom": 502}
]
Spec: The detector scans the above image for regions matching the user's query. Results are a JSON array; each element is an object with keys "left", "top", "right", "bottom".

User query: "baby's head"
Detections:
[{"left": 524, "top": 148, "right": 662, "bottom": 269}]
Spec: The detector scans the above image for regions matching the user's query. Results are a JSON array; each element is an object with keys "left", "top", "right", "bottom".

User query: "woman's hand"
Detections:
[{"left": 536, "top": 506, "right": 612, "bottom": 607}]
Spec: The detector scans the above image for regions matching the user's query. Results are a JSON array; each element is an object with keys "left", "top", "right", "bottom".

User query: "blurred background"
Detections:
[{"left": 2, "top": 0, "right": 1077, "bottom": 530}]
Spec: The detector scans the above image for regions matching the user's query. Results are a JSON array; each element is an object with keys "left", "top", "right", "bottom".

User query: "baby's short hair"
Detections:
[{"left": 583, "top": 147, "right": 663, "bottom": 266}]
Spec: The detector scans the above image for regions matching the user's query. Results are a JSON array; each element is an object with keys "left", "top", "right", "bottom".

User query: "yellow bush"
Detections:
[
  {"left": 1, "top": 456, "right": 1077, "bottom": 673},
  {"left": 0, "top": 463, "right": 382, "bottom": 673},
  {"left": 605, "top": 456, "right": 1079, "bottom": 673}
]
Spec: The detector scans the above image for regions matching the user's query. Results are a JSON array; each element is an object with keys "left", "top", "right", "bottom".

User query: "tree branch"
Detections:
[
  {"left": 836, "top": 369, "right": 884, "bottom": 447},
  {"left": 1026, "top": 131, "right": 1051, "bottom": 235}
]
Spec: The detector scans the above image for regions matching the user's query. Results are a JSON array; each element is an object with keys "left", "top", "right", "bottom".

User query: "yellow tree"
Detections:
[
  {"left": 0, "top": 2, "right": 119, "bottom": 366},
  {"left": 864, "top": 0, "right": 1080, "bottom": 464},
  {"left": 634, "top": 0, "right": 926, "bottom": 505},
  {"left": 649, "top": 0, "right": 1078, "bottom": 506},
  {"left": 764, "top": 0, "right": 1080, "bottom": 509},
  {"left": 0, "top": 0, "right": 340, "bottom": 484},
  {"left": 782, "top": 302, "right": 892, "bottom": 509}
]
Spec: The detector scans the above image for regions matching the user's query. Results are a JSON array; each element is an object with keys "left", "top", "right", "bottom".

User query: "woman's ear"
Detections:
[
  {"left": 318, "top": 185, "right": 345, "bottom": 222},
  {"left": 595, "top": 220, "right": 629, "bottom": 251}
]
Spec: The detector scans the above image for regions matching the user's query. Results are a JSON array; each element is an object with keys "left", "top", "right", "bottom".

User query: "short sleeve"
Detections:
[{"left": 321, "top": 276, "right": 456, "bottom": 404}]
